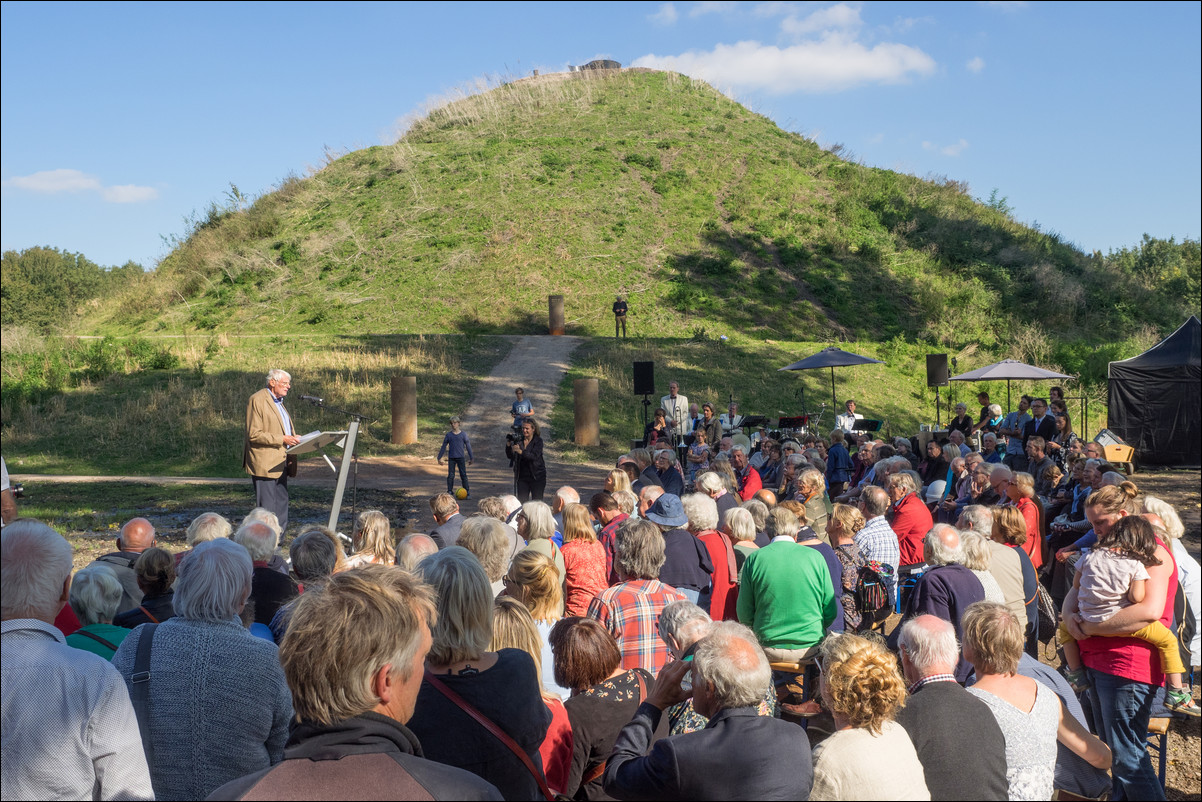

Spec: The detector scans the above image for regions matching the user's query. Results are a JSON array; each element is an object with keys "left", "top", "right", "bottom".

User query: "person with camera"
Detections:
[{"left": 506, "top": 419, "right": 547, "bottom": 503}]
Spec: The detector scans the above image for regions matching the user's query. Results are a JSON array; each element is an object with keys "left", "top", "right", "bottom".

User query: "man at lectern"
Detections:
[{"left": 244, "top": 369, "right": 301, "bottom": 532}]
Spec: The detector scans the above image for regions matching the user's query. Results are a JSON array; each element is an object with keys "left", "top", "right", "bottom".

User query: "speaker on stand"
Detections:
[
  {"left": 926, "top": 354, "right": 948, "bottom": 428},
  {"left": 633, "top": 361, "right": 655, "bottom": 431}
]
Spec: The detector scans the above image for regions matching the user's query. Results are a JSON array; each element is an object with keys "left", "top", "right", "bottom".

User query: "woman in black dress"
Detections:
[
  {"left": 549, "top": 618, "right": 666, "bottom": 800},
  {"left": 507, "top": 419, "right": 547, "bottom": 502},
  {"left": 948, "top": 402, "right": 974, "bottom": 439}
]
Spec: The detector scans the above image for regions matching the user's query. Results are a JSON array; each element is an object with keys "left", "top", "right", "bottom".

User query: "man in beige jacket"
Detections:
[{"left": 244, "top": 369, "right": 301, "bottom": 532}]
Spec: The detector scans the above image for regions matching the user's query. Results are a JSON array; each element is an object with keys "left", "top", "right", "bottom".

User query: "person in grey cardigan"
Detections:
[{"left": 112, "top": 538, "right": 293, "bottom": 801}]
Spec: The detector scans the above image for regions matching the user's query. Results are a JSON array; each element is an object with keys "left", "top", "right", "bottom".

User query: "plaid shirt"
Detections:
[
  {"left": 854, "top": 514, "right": 900, "bottom": 599},
  {"left": 908, "top": 673, "right": 957, "bottom": 694},
  {"left": 587, "top": 579, "right": 686, "bottom": 675}
]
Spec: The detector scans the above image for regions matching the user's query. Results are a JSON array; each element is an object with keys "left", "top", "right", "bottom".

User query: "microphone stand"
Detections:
[{"left": 303, "top": 396, "right": 374, "bottom": 534}]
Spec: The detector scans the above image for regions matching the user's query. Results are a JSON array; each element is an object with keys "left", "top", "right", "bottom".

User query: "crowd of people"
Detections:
[{"left": 2, "top": 380, "right": 1200, "bottom": 802}]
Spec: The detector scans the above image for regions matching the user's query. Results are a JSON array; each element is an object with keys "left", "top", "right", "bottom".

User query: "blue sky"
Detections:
[{"left": 2, "top": 1, "right": 1199, "bottom": 269}]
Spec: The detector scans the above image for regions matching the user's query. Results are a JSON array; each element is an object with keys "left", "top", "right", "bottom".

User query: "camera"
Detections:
[
  {"left": 9, "top": 483, "right": 23, "bottom": 499},
  {"left": 505, "top": 433, "right": 517, "bottom": 444}
]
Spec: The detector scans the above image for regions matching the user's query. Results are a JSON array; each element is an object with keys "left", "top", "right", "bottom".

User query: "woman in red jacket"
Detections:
[
  {"left": 681, "top": 492, "right": 738, "bottom": 620},
  {"left": 1005, "top": 471, "right": 1044, "bottom": 572},
  {"left": 886, "top": 472, "right": 933, "bottom": 568}
]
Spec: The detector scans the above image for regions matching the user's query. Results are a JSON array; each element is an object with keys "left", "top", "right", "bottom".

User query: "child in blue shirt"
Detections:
[{"left": 437, "top": 416, "right": 473, "bottom": 497}]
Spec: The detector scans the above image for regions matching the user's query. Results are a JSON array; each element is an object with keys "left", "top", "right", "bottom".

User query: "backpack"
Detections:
[{"left": 856, "top": 561, "right": 894, "bottom": 624}]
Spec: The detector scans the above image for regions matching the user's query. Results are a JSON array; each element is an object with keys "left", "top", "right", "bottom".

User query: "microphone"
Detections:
[{"left": 300, "top": 395, "right": 324, "bottom": 405}]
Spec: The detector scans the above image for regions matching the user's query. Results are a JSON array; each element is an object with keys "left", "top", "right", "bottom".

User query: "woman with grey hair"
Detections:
[
  {"left": 517, "top": 499, "right": 565, "bottom": 580},
  {"left": 174, "top": 511, "right": 233, "bottom": 569},
  {"left": 742, "top": 498, "right": 770, "bottom": 547},
  {"left": 682, "top": 492, "right": 738, "bottom": 620},
  {"left": 65, "top": 564, "right": 129, "bottom": 659},
  {"left": 407, "top": 547, "right": 551, "bottom": 800},
  {"left": 723, "top": 506, "right": 759, "bottom": 577},
  {"left": 961, "top": 530, "right": 1006, "bottom": 604},
  {"left": 111, "top": 538, "right": 293, "bottom": 800},
  {"left": 796, "top": 468, "right": 830, "bottom": 542}
]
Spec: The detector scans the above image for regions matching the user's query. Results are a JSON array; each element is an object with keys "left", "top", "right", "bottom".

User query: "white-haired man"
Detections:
[
  {"left": 895, "top": 615, "right": 1008, "bottom": 800},
  {"left": 551, "top": 485, "right": 579, "bottom": 532},
  {"left": 234, "top": 521, "right": 297, "bottom": 627},
  {"left": 890, "top": 524, "right": 985, "bottom": 682},
  {"left": 604, "top": 622, "right": 813, "bottom": 800},
  {"left": 244, "top": 368, "right": 301, "bottom": 532},
  {"left": 729, "top": 445, "right": 762, "bottom": 502},
  {"left": 1, "top": 521, "right": 154, "bottom": 800}
]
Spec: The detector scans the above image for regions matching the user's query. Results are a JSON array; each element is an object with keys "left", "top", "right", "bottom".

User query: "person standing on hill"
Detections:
[
  {"left": 613, "top": 295, "right": 628, "bottom": 338},
  {"left": 244, "top": 369, "right": 301, "bottom": 533}
]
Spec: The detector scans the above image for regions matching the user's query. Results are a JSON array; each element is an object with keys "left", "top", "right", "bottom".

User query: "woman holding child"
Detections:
[{"left": 1062, "top": 482, "right": 1190, "bottom": 800}]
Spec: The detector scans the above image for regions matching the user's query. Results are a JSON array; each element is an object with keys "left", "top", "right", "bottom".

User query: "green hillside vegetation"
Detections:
[
  {"left": 4, "top": 69, "right": 1198, "bottom": 477},
  {"left": 79, "top": 69, "right": 1196, "bottom": 355}
]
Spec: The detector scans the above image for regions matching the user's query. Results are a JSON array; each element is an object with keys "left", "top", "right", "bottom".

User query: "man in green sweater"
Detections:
[{"left": 736, "top": 524, "right": 836, "bottom": 662}]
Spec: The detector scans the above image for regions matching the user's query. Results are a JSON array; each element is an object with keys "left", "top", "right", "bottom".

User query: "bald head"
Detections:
[
  {"left": 861, "top": 485, "right": 890, "bottom": 518},
  {"left": 639, "top": 485, "right": 665, "bottom": 517},
  {"left": 397, "top": 533, "right": 438, "bottom": 572},
  {"left": 119, "top": 518, "right": 156, "bottom": 552},
  {"left": 753, "top": 489, "right": 777, "bottom": 508},
  {"left": 924, "top": 524, "right": 964, "bottom": 566}
]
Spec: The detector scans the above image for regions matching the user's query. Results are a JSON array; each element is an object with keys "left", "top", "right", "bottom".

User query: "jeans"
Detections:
[
  {"left": 677, "top": 587, "right": 700, "bottom": 605},
  {"left": 1087, "top": 667, "right": 1165, "bottom": 801},
  {"left": 446, "top": 457, "right": 469, "bottom": 494}
]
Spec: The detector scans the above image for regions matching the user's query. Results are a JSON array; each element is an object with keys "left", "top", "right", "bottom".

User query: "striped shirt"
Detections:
[
  {"left": 855, "top": 515, "right": 901, "bottom": 600},
  {"left": 587, "top": 579, "right": 686, "bottom": 676}
]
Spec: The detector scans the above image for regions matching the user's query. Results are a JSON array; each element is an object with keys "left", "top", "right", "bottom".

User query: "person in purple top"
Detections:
[{"left": 437, "top": 416, "right": 473, "bottom": 497}]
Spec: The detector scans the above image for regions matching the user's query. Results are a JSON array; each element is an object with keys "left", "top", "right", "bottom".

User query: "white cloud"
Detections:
[
  {"left": 781, "top": 3, "right": 862, "bottom": 37},
  {"left": 690, "top": 1, "right": 738, "bottom": 18},
  {"left": 923, "top": 138, "right": 970, "bottom": 157},
  {"left": 751, "top": 2, "right": 798, "bottom": 18},
  {"left": 3, "top": 168, "right": 157, "bottom": 203},
  {"left": 101, "top": 184, "right": 160, "bottom": 203},
  {"left": 632, "top": 37, "right": 936, "bottom": 94},
  {"left": 649, "top": 2, "right": 678, "bottom": 24},
  {"left": 5, "top": 168, "right": 102, "bottom": 194},
  {"left": 967, "top": 56, "right": 985, "bottom": 73}
]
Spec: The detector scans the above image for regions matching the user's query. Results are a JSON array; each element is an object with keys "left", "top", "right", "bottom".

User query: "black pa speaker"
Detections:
[
  {"left": 633, "top": 361, "right": 655, "bottom": 395},
  {"left": 926, "top": 354, "right": 949, "bottom": 387}
]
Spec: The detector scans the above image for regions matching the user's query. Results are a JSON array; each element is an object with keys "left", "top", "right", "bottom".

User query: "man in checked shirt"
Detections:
[{"left": 587, "top": 518, "right": 687, "bottom": 675}]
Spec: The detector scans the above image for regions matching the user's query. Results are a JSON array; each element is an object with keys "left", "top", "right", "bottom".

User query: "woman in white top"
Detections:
[
  {"left": 962, "top": 601, "right": 1111, "bottom": 801},
  {"left": 344, "top": 509, "right": 394, "bottom": 568},
  {"left": 504, "top": 549, "right": 571, "bottom": 699},
  {"left": 810, "top": 632, "right": 930, "bottom": 801}
]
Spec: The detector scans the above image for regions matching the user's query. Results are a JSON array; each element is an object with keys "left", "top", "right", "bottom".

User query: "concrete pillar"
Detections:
[
  {"left": 549, "top": 295, "right": 565, "bottom": 336},
  {"left": 391, "top": 376, "right": 417, "bottom": 444},
  {"left": 574, "top": 378, "right": 600, "bottom": 446}
]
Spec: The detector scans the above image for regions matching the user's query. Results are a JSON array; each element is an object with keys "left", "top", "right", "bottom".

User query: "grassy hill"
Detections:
[
  {"left": 80, "top": 69, "right": 1195, "bottom": 354},
  {"left": 5, "top": 69, "right": 1198, "bottom": 476}
]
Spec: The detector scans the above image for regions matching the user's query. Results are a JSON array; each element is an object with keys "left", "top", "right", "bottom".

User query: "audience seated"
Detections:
[
  {"left": 210, "top": 564, "right": 501, "bottom": 801},
  {"left": 962, "top": 602, "right": 1111, "bottom": 801},
  {"left": 888, "top": 472, "right": 933, "bottom": 569},
  {"left": 890, "top": 524, "right": 985, "bottom": 682},
  {"left": 87, "top": 516, "right": 157, "bottom": 614},
  {"left": 345, "top": 509, "right": 395, "bottom": 567},
  {"left": 681, "top": 492, "right": 738, "bottom": 621},
  {"left": 895, "top": 615, "right": 1009, "bottom": 800},
  {"left": 111, "top": 538, "right": 293, "bottom": 800},
  {"left": 645, "top": 494, "right": 713, "bottom": 606},
  {"left": 113, "top": 547, "right": 177, "bottom": 628},
  {"left": 1, "top": 520, "right": 154, "bottom": 801},
  {"left": 809, "top": 632, "right": 929, "bottom": 801},
  {"left": 457, "top": 515, "right": 512, "bottom": 597},
  {"left": 604, "top": 622, "right": 814, "bottom": 801},
  {"left": 407, "top": 547, "right": 551, "bottom": 800},
  {"left": 548, "top": 617, "right": 666, "bottom": 800},
  {"left": 587, "top": 519, "right": 687, "bottom": 674},
  {"left": 234, "top": 521, "right": 297, "bottom": 627},
  {"left": 64, "top": 564, "right": 130, "bottom": 659},
  {"left": 397, "top": 532, "right": 440, "bottom": 571},
  {"left": 176, "top": 511, "right": 232, "bottom": 568}
]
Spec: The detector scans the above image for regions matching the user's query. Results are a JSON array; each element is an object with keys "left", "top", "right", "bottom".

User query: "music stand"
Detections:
[
  {"left": 295, "top": 398, "right": 373, "bottom": 532},
  {"left": 852, "top": 419, "right": 883, "bottom": 433}
]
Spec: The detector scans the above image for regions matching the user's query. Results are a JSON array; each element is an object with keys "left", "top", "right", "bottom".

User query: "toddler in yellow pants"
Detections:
[{"left": 1060, "top": 516, "right": 1198, "bottom": 716}]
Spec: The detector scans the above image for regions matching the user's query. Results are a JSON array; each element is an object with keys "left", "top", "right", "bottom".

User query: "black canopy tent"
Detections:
[{"left": 1107, "top": 316, "right": 1201, "bottom": 466}]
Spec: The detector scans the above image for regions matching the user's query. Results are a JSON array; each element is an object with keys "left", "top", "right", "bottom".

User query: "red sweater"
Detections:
[{"left": 892, "top": 492, "right": 933, "bottom": 567}]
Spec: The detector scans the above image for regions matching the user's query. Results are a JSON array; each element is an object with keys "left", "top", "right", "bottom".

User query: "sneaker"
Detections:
[
  {"left": 1063, "top": 667, "right": 1090, "bottom": 694},
  {"left": 1166, "top": 688, "right": 1201, "bottom": 718}
]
